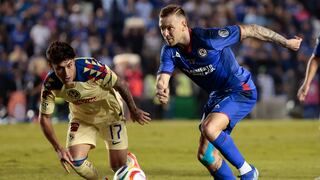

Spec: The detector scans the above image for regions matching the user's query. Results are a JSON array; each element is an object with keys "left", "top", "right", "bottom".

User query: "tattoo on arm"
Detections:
[
  {"left": 241, "top": 24, "right": 288, "bottom": 47},
  {"left": 114, "top": 79, "right": 137, "bottom": 112}
]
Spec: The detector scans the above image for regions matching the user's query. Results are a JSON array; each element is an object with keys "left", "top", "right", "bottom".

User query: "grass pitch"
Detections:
[{"left": 0, "top": 120, "right": 319, "bottom": 180}]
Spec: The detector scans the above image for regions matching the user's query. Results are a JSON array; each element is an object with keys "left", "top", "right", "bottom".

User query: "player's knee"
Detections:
[
  {"left": 200, "top": 122, "right": 220, "bottom": 140},
  {"left": 72, "top": 158, "right": 98, "bottom": 180}
]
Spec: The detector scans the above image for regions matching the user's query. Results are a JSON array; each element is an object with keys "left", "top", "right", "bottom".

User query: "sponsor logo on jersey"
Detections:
[
  {"left": 73, "top": 97, "right": 97, "bottom": 105},
  {"left": 172, "top": 51, "right": 181, "bottom": 58},
  {"left": 67, "top": 89, "right": 81, "bottom": 100},
  {"left": 218, "top": 29, "right": 229, "bottom": 37},
  {"left": 41, "top": 102, "right": 49, "bottom": 111},
  {"left": 182, "top": 64, "right": 215, "bottom": 76},
  {"left": 69, "top": 134, "right": 75, "bottom": 141},
  {"left": 112, "top": 141, "right": 121, "bottom": 145},
  {"left": 70, "top": 122, "right": 80, "bottom": 132},
  {"left": 198, "top": 48, "right": 208, "bottom": 57}
]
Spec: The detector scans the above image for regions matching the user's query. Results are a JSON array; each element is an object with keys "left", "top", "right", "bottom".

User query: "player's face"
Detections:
[
  {"left": 51, "top": 59, "right": 76, "bottom": 84},
  {"left": 159, "top": 15, "right": 187, "bottom": 46}
]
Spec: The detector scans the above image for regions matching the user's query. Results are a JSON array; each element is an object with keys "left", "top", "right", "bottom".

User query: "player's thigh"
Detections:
[
  {"left": 205, "top": 90, "right": 257, "bottom": 134},
  {"left": 66, "top": 121, "right": 98, "bottom": 149}
]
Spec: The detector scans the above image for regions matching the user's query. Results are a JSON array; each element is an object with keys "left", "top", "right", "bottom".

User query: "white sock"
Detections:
[{"left": 238, "top": 161, "right": 252, "bottom": 175}]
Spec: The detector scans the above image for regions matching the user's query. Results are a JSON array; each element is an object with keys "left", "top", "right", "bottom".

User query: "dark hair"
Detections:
[
  {"left": 159, "top": 4, "right": 186, "bottom": 18},
  {"left": 46, "top": 41, "right": 76, "bottom": 64}
]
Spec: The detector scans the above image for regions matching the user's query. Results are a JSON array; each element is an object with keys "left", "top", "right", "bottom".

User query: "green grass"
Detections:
[{"left": 0, "top": 120, "right": 319, "bottom": 180}]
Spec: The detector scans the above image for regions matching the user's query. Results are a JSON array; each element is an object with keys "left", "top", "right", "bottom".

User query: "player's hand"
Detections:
[
  {"left": 297, "top": 84, "right": 309, "bottom": 102},
  {"left": 156, "top": 87, "right": 170, "bottom": 105},
  {"left": 285, "top": 36, "right": 302, "bottom": 51},
  {"left": 56, "top": 148, "right": 74, "bottom": 173},
  {"left": 130, "top": 108, "right": 151, "bottom": 125}
]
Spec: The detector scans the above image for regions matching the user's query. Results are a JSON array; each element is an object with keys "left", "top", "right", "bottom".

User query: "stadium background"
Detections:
[
  {"left": 0, "top": 0, "right": 320, "bottom": 123},
  {"left": 0, "top": 1, "right": 320, "bottom": 179}
]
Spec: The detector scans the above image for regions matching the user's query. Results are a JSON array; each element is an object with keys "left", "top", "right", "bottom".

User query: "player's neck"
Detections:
[{"left": 178, "top": 29, "right": 191, "bottom": 53}]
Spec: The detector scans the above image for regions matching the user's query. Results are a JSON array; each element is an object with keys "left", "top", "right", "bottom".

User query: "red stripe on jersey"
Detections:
[
  {"left": 242, "top": 83, "right": 251, "bottom": 90},
  {"left": 99, "top": 66, "right": 107, "bottom": 72},
  {"left": 86, "top": 64, "right": 94, "bottom": 69}
]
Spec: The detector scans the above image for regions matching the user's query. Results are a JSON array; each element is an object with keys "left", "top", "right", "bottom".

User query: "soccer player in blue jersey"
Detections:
[
  {"left": 156, "top": 4, "right": 302, "bottom": 180},
  {"left": 297, "top": 36, "right": 320, "bottom": 102},
  {"left": 39, "top": 41, "right": 151, "bottom": 179}
]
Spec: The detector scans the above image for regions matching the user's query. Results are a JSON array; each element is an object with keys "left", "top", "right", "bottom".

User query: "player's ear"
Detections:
[
  {"left": 181, "top": 19, "right": 188, "bottom": 31},
  {"left": 182, "top": 19, "right": 187, "bottom": 27}
]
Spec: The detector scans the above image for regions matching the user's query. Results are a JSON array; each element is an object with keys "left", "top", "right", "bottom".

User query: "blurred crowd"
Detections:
[{"left": 0, "top": 0, "right": 319, "bottom": 123}]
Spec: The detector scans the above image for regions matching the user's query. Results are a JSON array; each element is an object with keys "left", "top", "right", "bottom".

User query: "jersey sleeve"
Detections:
[
  {"left": 158, "top": 46, "right": 175, "bottom": 74},
  {"left": 39, "top": 87, "right": 56, "bottom": 115},
  {"left": 39, "top": 72, "right": 63, "bottom": 115},
  {"left": 39, "top": 81, "right": 57, "bottom": 115},
  {"left": 100, "top": 64, "right": 118, "bottom": 89},
  {"left": 314, "top": 36, "right": 320, "bottom": 57},
  {"left": 207, "top": 25, "right": 241, "bottom": 50}
]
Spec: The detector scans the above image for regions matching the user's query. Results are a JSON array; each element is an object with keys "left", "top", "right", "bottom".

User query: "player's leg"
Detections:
[
  {"left": 66, "top": 121, "right": 99, "bottom": 180},
  {"left": 197, "top": 134, "right": 235, "bottom": 179},
  {"left": 109, "top": 149, "right": 128, "bottom": 172},
  {"left": 201, "top": 90, "right": 258, "bottom": 179},
  {"left": 69, "top": 144, "right": 99, "bottom": 180},
  {"left": 100, "top": 120, "right": 129, "bottom": 172},
  {"left": 201, "top": 113, "right": 251, "bottom": 173}
]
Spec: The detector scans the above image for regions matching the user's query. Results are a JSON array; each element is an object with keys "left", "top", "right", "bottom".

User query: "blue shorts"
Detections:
[{"left": 202, "top": 89, "right": 257, "bottom": 134}]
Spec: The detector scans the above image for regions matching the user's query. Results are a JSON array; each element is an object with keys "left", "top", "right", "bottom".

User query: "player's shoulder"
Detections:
[
  {"left": 75, "top": 57, "right": 110, "bottom": 82},
  {"left": 75, "top": 57, "right": 102, "bottom": 66},
  {"left": 160, "top": 44, "right": 175, "bottom": 55},
  {"left": 43, "top": 71, "right": 63, "bottom": 90},
  {"left": 192, "top": 25, "right": 239, "bottom": 39},
  {"left": 161, "top": 44, "right": 173, "bottom": 51}
]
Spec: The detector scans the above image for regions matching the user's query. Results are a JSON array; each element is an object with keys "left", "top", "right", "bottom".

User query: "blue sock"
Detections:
[
  {"left": 211, "top": 160, "right": 235, "bottom": 180},
  {"left": 211, "top": 131, "right": 245, "bottom": 169}
]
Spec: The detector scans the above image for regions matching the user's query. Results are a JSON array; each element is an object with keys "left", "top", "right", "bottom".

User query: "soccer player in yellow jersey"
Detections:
[{"left": 39, "top": 41, "right": 151, "bottom": 180}]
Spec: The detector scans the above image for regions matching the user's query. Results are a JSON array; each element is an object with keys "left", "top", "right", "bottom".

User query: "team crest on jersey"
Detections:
[
  {"left": 218, "top": 29, "right": 229, "bottom": 37},
  {"left": 67, "top": 89, "right": 81, "bottom": 100},
  {"left": 198, "top": 48, "right": 208, "bottom": 57}
]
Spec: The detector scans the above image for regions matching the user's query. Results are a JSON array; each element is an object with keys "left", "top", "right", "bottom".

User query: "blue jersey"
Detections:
[
  {"left": 158, "top": 25, "right": 256, "bottom": 93},
  {"left": 314, "top": 36, "right": 320, "bottom": 57}
]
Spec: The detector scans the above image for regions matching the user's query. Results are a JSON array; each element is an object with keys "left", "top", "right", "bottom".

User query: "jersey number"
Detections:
[{"left": 109, "top": 124, "right": 122, "bottom": 141}]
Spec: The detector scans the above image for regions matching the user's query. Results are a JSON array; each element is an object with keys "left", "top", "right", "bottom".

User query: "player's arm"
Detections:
[
  {"left": 39, "top": 85, "right": 74, "bottom": 172},
  {"left": 156, "top": 73, "right": 171, "bottom": 105},
  {"left": 239, "top": 24, "right": 302, "bottom": 51},
  {"left": 39, "top": 113, "right": 63, "bottom": 152},
  {"left": 39, "top": 112, "right": 74, "bottom": 173},
  {"left": 297, "top": 55, "right": 320, "bottom": 102},
  {"left": 113, "top": 77, "right": 151, "bottom": 125}
]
